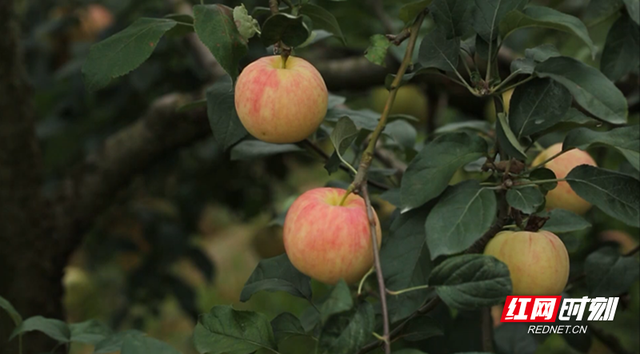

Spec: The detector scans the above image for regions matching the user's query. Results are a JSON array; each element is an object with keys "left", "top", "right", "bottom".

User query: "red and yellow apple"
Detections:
[
  {"left": 235, "top": 56, "right": 328, "bottom": 143},
  {"left": 283, "top": 187, "right": 381, "bottom": 284},
  {"left": 484, "top": 230, "right": 570, "bottom": 295},
  {"left": 532, "top": 143, "right": 597, "bottom": 215}
]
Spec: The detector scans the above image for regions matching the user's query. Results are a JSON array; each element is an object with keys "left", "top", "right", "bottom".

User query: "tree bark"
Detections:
[{"left": 0, "top": 1, "right": 62, "bottom": 353}]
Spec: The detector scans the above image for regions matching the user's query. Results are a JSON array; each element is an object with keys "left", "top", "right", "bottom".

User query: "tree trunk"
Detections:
[{"left": 0, "top": 1, "right": 63, "bottom": 353}]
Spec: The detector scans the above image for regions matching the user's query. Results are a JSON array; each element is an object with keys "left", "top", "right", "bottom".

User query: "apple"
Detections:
[
  {"left": 283, "top": 187, "right": 382, "bottom": 284},
  {"left": 599, "top": 230, "right": 639, "bottom": 254},
  {"left": 484, "top": 89, "right": 514, "bottom": 123},
  {"left": 484, "top": 230, "right": 570, "bottom": 295},
  {"left": 70, "top": 4, "right": 114, "bottom": 42},
  {"left": 532, "top": 143, "right": 597, "bottom": 215},
  {"left": 370, "top": 84, "right": 428, "bottom": 121},
  {"left": 235, "top": 55, "right": 328, "bottom": 143}
]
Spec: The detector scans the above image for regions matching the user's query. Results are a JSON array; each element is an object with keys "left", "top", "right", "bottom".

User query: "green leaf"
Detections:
[
  {"left": 206, "top": 76, "right": 247, "bottom": 149},
  {"left": 429, "top": 254, "right": 512, "bottom": 310},
  {"left": 506, "top": 186, "right": 544, "bottom": 214},
  {"left": 299, "top": 4, "right": 346, "bottom": 44},
  {"left": 94, "top": 330, "right": 146, "bottom": 354},
  {"left": 496, "top": 112, "right": 527, "bottom": 160},
  {"left": 298, "top": 29, "right": 334, "bottom": 48},
  {"left": 472, "top": 0, "right": 528, "bottom": 41},
  {"left": 426, "top": 180, "right": 497, "bottom": 259},
  {"left": 82, "top": 18, "right": 177, "bottom": 91},
  {"left": 69, "top": 320, "right": 112, "bottom": 345},
  {"left": 508, "top": 78, "right": 572, "bottom": 139},
  {"left": 623, "top": 0, "right": 640, "bottom": 24},
  {"left": 430, "top": 0, "right": 474, "bottom": 38},
  {"left": 539, "top": 209, "right": 591, "bottom": 233},
  {"left": 566, "top": 165, "right": 640, "bottom": 227},
  {"left": 194, "top": 5, "right": 248, "bottom": 81},
  {"left": 231, "top": 140, "right": 303, "bottom": 161},
  {"left": 381, "top": 206, "right": 434, "bottom": 322},
  {"left": 601, "top": 13, "right": 640, "bottom": 82},
  {"left": 240, "top": 254, "right": 312, "bottom": 302},
  {"left": 529, "top": 167, "right": 557, "bottom": 192},
  {"left": 403, "top": 316, "right": 444, "bottom": 341},
  {"left": 585, "top": 247, "right": 640, "bottom": 296},
  {"left": 535, "top": 56, "right": 628, "bottom": 124},
  {"left": 365, "top": 34, "right": 391, "bottom": 67},
  {"left": 164, "top": 14, "right": 195, "bottom": 36},
  {"left": 261, "top": 13, "right": 310, "bottom": 47},
  {"left": 320, "top": 280, "right": 353, "bottom": 323},
  {"left": 324, "top": 108, "right": 380, "bottom": 130},
  {"left": 401, "top": 132, "right": 487, "bottom": 209},
  {"left": 271, "top": 313, "right": 306, "bottom": 344},
  {"left": 0, "top": 296, "right": 22, "bottom": 327},
  {"left": 121, "top": 334, "right": 180, "bottom": 354},
  {"left": 330, "top": 117, "right": 358, "bottom": 159},
  {"left": 10, "top": 316, "right": 70, "bottom": 343},
  {"left": 384, "top": 120, "right": 417, "bottom": 150},
  {"left": 418, "top": 26, "right": 460, "bottom": 72},
  {"left": 494, "top": 323, "right": 538, "bottom": 354},
  {"left": 194, "top": 306, "right": 277, "bottom": 354},
  {"left": 584, "top": 0, "right": 624, "bottom": 25},
  {"left": 399, "top": 0, "right": 433, "bottom": 24},
  {"left": 317, "top": 302, "right": 374, "bottom": 354},
  {"left": 233, "top": 5, "right": 260, "bottom": 40},
  {"left": 277, "top": 335, "right": 318, "bottom": 354},
  {"left": 563, "top": 126, "right": 640, "bottom": 171},
  {"left": 500, "top": 6, "right": 596, "bottom": 57}
]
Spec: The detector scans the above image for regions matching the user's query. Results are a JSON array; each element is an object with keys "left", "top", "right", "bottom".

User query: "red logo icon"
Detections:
[{"left": 501, "top": 296, "right": 562, "bottom": 322}]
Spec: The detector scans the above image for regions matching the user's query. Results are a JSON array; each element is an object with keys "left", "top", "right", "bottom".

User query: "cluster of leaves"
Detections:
[{"left": 16, "top": 0, "right": 639, "bottom": 353}]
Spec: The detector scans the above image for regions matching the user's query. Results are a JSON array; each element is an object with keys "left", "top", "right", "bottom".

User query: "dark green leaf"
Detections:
[
  {"left": 529, "top": 167, "right": 557, "bottom": 192},
  {"left": 320, "top": 280, "right": 353, "bottom": 323},
  {"left": 261, "top": 13, "right": 310, "bottom": 47},
  {"left": 566, "top": 165, "right": 640, "bottom": 227},
  {"left": 525, "top": 43, "right": 561, "bottom": 62},
  {"left": 317, "top": 302, "right": 374, "bottom": 354},
  {"left": 418, "top": 26, "right": 460, "bottom": 72},
  {"left": 601, "top": 13, "right": 640, "bottom": 82},
  {"left": 240, "top": 254, "right": 312, "bottom": 302},
  {"left": 324, "top": 108, "right": 380, "bottom": 130},
  {"left": 82, "top": 18, "right": 177, "bottom": 91},
  {"left": 584, "top": 0, "right": 623, "bottom": 25},
  {"left": 623, "top": 0, "right": 640, "bottom": 24},
  {"left": 506, "top": 186, "right": 544, "bottom": 214},
  {"left": 403, "top": 316, "right": 444, "bottom": 341},
  {"left": 299, "top": 4, "right": 346, "bottom": 44},
  {"left": 401, "top": 132, "right": 488, "bottom": 209},
  {"left": 435, "top": 121, "right": 493, "bottom": 134},
  {"left": 429, "top": 254, "right": 512, "bottom": 310},
  {"left": 384, "top": 120, "right": 417, "bottom": 150},
  {"left": 94, "top": 330, "right": 145, "bottom": 354},
  {"left": 299, "top": 29, "right": 334, "bottom": 48},
  {"left": 539, "top": 209, "right": 591, "bottom": 233},
  {"left": 559, "top": 107, "right": 598, "bottom": 125},
  {"left": 500, "top": 6, "right": 596, "bottom": 57},
  {"left": 10, "top": 316, "right": 70, "bottom": 343},
  {"left": 535, "top": 56, "right": 628, "bottom": 124},
  {"left": 563, "top": 126, "right": 640, "bottom": 170},
  {"left": 365, "top": 34, "right": 391, "bottom": 67},
  {"left": 494, "top": 323, "right": 538, "bottom": 354},
  {"left": 472, "top": 0, "right": 528, "bottom": 41},
  {"left": 164, "top": 14, "right": 195, "bottom": 36},
  {"left": 496, "top": 113, "right": 527, "bottom": 160},
  {"left": 331, "top": 117, "right": 358, "bottom": 158},
  {"left": 206, "top": 76, "right": 247, "bottom": 149},
  {"left": 399, "top": 1, "right": 433, "bottom": 24},
  {"left": 585, "top": 247, "right": 640, "bottom": 296},
  {"left": 121, "top": 334, "right": 180, "bottom": 354},
  {"left": 194, "top": 5, "right": 248, "bottom": 81},
  {"left": 426, "top": 180, "right": 497, "bottom": 259},
  {"left": 271, "top": 313, "right": 306, "bottom": 344},
  {"left": 69, "top": 320, "right": 112, "bottom": 345},
  {"left": 430, "top": 0, "right": 474, "bottom": 38},
  {"left": 194, "top": 306, "right": 276, "bottom": 354},
  {"left": 0, "top": 296, "right": 21, "bottom": 327},
  {"left": 231, "top": 140, "right": 303, "bottom": 161},
  {"left": 508, "top": 78, "right": 572, "bottom": 138}
]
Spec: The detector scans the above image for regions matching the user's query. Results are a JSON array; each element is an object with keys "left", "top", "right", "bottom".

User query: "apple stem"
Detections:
[{"left": 339, "top": 185, "right": 354, "bottom": 206}]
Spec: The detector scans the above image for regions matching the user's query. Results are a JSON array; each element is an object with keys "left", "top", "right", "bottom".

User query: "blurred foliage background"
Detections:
[{"left": 14, "top": 0, "right": 639, "bottom": 353}]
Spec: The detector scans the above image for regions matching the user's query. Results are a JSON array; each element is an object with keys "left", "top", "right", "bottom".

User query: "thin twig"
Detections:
[
  {"left": 481, "top": 307, "right": 494, "bottom": 352},
  {"left": 361, "top": 183, "right": 390, "bottom": 353}
]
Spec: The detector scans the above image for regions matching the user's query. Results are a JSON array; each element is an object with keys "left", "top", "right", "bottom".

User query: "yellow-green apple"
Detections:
[
  {"left": 484, "top": 89, "right": 514, "bottom": 123},
  {"left": 484, "top": 230, "right": 570, "bottom": 295},
  {"left": 532, "top": 143, "right": 597, "bottom": 215},
  {"left": 599, "top": 230, "right": 639, "bottom": 254},
  {"left": 283, "top": 187, "right": 381, "bottom": 284},
  {"left": 235, "top": 55, "right": 328, "bottom": 143},
  {"left": 370, "top": 84, "right": 428, "bottom": 121}
]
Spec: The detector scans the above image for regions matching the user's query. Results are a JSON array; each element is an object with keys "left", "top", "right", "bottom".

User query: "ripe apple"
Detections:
[
  {"left": 532, "top": 143, "right": 597, "bottom": 215},
  {"left": 370, "top": 84, "right": 428, "bottom": 121},
  {"left": 484, "top": 230, "right": 570, "bottom": 295},
  {"left": 71, "top": 4, "right": 114, "bottom": 42},
  {"left": 235, "top": 56, "right": 328, "bottom": 143},
  {"left": 283, "top": 187, "right": 382, "bottom": 284},
  {"left": 484, "top": 89, "right": 514, "bottom": 123}
]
